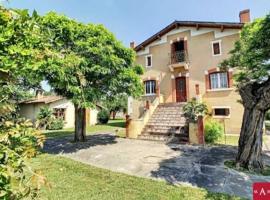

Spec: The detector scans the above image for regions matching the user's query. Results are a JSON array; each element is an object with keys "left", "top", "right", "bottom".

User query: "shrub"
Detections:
[
  {"left": 98, "top": 109, "right": 110, "bottom": 124},
  {"left": 204, "top": 120, "right": 224, "bottom": 144},
  {"left": 36, "top": 106, "right": 54, "bottom": 129},
  {"left": 48, "top": 118, "right": 64, "bottom": 130},
  {"left": 183, "top": 98, "right": 208, "bottom": 122}
]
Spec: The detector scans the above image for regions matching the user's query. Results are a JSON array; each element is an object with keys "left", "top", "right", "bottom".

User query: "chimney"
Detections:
[
  {"left": 130, "top": 41, "right": 135, "bottom": 49},
  {"left": 36, "top": 89, "right": 44, "bottom": 99},
  {"left": 239, "top": 9, "right": 250, "bottom": 23}
]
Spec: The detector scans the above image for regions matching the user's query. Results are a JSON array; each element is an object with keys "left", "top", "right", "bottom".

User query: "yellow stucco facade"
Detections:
[{"left": 131, "top": 25, "right": 244, "bottom": 135}]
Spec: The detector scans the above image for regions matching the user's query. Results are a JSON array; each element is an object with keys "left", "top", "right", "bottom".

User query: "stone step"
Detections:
[
  {"left": 146, "top": 122, "right": 186, "bottom": 127},
  {"left": 149, "top": 117, "right": 185, "bottom": 121},
  {"left": 138, "top": 134, "right": 171, "bottom": 142},
  {"left": 138, "top": 134, "right": 189, "bottom": 143},
  {"left": 139, "top": 102, "right": 188, "bottom": 143},
  {"left": 158, "top": 103, "right": 187, "bottom": 107}
]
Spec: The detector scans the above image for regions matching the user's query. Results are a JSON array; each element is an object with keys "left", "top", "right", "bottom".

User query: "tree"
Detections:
[
  {"left": 0, "top": 7, "right": 47, "bottom": 199},
  {"left": 105, "top": 94, "right": 128, "bottom": 119},
  {"left": 39, "top": 13, "right": 144, "bottom": 142},
  {"left": 221, "top": 14, "right": 270, "bottom": 171}
]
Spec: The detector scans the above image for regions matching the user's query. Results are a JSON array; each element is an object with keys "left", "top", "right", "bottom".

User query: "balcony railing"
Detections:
[{"left": 169, "top": 50, "right": 189, "bottom": 65}]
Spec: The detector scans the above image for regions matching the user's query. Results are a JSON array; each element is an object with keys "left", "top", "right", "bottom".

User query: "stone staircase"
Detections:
[{"left": 138, "top": 103, "right": 188, "bottom": 143}]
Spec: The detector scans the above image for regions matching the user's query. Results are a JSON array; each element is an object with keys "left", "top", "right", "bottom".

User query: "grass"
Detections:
[
  {"left": 216, "top": 135, "right": 240, "bottom": 146},
  {"left": 224, "top": 160, "right": 270, "bottom": 176},
  {"left": 29, "top": 154, "right": 244, "bottom": 200},
  {"left": 216, "top": 135, "right": 268, "bottom": 146},
  {"left": 44, "top": 119, "right": 126, "bottom": 139}
]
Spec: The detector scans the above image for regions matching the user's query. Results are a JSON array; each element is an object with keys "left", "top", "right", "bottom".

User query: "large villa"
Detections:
[{"left": 127, "top": 10, "right": 251, "bottom": 142}]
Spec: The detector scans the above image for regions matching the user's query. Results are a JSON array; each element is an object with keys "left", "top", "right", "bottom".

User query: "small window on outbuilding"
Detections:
[{"left": 212, "top": 107, "right": 230, "bottom": 118}]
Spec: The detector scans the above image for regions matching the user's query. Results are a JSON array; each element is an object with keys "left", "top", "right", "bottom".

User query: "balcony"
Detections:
[{"left": 168, "top": 51, "right": 189, "bottom": 71}]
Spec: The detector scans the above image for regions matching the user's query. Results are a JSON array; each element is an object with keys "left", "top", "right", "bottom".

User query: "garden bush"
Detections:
[
  {"left": 204, "top": 120, "right": 224, "bottom": 144},
  {"left": 48, "top": 118, "right": 64, "bottom": 130},
  {"left": 183, "top": 98, "right": 208, "bottom": 122},
  {"left": 97, "top": 109, "right": 110, "bottom": 124},
  {"left": 36, "top": 106, "right": 54, "bottom": 129}
]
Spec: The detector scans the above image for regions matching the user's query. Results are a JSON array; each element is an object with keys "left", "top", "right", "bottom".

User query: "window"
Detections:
[
  {"left": 144, "top": 80, "right": 156, "bottom": 95},
  {"left": 53, "top": 108, "right": 66, "bottom": 120},
  {"left": 209, "top": 72, "right": 228, "bottom": 89},
  {"left": 212, "top": 107, "right": 230, "bottom": 118},
  {"left": 212, "top": 40, "right": 222, "bottom": 56},
  {"left": 145, "top": 55, "right": 152, "bottom": 67}
]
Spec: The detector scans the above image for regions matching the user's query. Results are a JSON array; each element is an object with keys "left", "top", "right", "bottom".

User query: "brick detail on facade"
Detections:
[
  {"left": 171, "top": 77, "right": 176, "bottom": 102},
  {"left": 228, "top": 71, "right": 233, "bottom": 88},
  {"left": 195, "top": 84, "right": 200, "bottom": 95},
  {"left": 197, "top": 116, "right": 205, "bottom": 144},
  {"left": 186, "top": 76, "right": 190, "bottom": 100}
]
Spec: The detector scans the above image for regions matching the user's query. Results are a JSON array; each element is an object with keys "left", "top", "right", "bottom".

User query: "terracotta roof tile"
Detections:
[{"left": 20, "top": 96, "right": 64, "bottom": 104}]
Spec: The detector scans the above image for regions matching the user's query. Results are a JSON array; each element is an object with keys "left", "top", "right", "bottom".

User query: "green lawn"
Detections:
[
  {"left": 217, "top": 135, "right": 268, "bottom": 146},
  {"left": 217, "top": 135, "right": 240, "bottom": 146},
  {"left": 29, "top": 154, "right": 243, "bottom": 200},
  {"left": 44, "top": 119, "right": 126, "bottom": 139}
]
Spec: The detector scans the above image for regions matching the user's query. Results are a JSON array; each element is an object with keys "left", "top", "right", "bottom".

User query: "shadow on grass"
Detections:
[
  {"left": 43, "top": 134, "right": 117, "bottom": 154},
  {"left": 44, "top": 130, "right": 74, "bottom": 139}
]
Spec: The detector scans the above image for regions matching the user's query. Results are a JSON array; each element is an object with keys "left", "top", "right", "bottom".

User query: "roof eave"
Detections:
[{"left": 134, "top": 21, "right": 244, "bottom": 52}]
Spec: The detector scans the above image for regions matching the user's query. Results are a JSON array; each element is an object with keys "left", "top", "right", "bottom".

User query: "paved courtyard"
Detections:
[{"left": 44, "top": 134, "right": 270, "bottom": 199}]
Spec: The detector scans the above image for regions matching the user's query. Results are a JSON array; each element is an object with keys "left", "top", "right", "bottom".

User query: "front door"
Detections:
[{"left": 175, "top": 77, "right": 187, "bottom": 102}]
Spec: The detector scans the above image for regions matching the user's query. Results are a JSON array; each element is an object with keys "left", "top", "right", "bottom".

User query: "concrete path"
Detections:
[{"left": 44, "top": 134, "right": 270, "bottom": 199}]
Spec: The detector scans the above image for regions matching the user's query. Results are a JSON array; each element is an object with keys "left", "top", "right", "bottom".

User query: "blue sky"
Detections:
[{"left": 3, "top": 0, "right": 270, "bottom": 47}]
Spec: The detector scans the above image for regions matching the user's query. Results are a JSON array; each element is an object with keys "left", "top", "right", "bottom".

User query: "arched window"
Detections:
[
  {"left": 144, "top": 80, "right": 156, "bottom": 95},
  {"left": 209, "top": 72, "right": 228, "bottom": 89}
]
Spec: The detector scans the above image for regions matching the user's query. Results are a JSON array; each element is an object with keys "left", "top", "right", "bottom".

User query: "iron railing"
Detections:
[{"left": 169, "top": 50, "right": 189, "bottom": 65}]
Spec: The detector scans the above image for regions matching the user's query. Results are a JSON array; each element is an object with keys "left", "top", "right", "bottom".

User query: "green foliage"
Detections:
[
  {"left": 183, "top": 98, "right": 208, "bottom": 122},
  {"left": 204, "top": 120, "right": 224, "bottom": 144},
  {"left": 104, "top": 94, "right": 128, "bottom": 117},
  {"left": 0, "top": 6, "right": 47, "bottom": 90},
  {"left": 39, "top": 12, "right": 144, "bottom": 109},
  {"left": 97, "top": 109, "right": 110, "bottom": 124},
  {"left": 0, "top": 75, "right": 47, "bottom": 199},
  {"left": 47, "top": 118, "right": 64, "bottom": 130},
  {"left": 0, "top": 118, "right": 47, "bottom": 199},
  {"left": 36, "top": 106, "right": 54, "bottom": 130},
  {"left": 221, "top": 14, "right": 270, "bottom": 85},
  {"left": 0, "top": 7, "right": 49, "bottom": 199}
]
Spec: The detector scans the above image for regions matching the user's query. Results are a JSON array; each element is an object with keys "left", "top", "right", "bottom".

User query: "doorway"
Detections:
[{"left": 175, "top": 77, "right": 187, "bottom": 102}]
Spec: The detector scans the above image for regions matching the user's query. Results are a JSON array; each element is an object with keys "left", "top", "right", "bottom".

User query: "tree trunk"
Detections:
[
  {"left": 235, "top": 79, "right": 270, "bottom": 171},
  {"left": 74, "top": 104, "right": 87, "bottom": 142},
  {"left": 112, "top": 111, "right": 116, "bottom": 120},
  {"left": 236, "top": 106, "right": 265, "bottom": 171}
]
